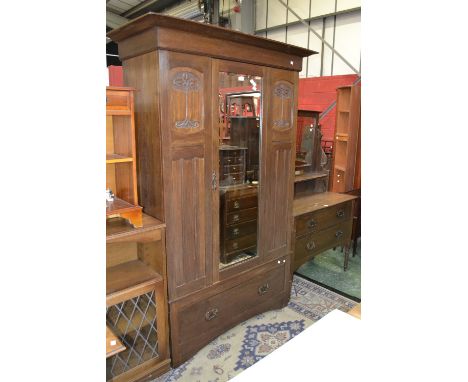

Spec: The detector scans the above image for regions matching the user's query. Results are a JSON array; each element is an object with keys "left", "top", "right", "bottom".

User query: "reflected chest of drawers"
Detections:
[
  {"left": 219, "top": 185, "right": 258, "bottom": 264},
  {"left": 292, "top": 192, "right": 357, "bottom": 271},
  {"left": 219, "top": 146, "right": 247, "bottom": 187}
]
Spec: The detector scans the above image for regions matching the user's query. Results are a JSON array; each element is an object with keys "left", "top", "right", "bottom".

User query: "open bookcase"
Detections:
[
  {"left": 106, "top": 215, "right": 170, "bottom": 381},
  {"left": 330, "top": 84, "right": 361, "bottom": 192},
  {"left": 106, "top": 86, "right": 142, "bottom": 227}
]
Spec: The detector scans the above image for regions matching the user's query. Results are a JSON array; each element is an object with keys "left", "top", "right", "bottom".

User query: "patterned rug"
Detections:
[{"left": 152, "top": 275, "right": 356, "bottom": 382}]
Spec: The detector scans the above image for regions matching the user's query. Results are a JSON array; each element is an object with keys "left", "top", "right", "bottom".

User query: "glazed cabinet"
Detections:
[{"left": 108, "top": 13, "right": 315, "bottom": 367}]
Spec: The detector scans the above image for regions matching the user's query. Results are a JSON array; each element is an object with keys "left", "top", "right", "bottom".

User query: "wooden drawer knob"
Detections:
[
  {"left": 233, "top": 228, "right": 240, "bottom": 236},
  {"left": 335, "top": 230, "right": 344, "bottom": 238},
  {"left": 233, "top": 214, "right": 240, "bottom": 222},
  {"left": 306, "top": 241, "right": 316, "bottom": 251},
  {"left": 233, "top": 201, "right": 240, "bottom": 209},
  {"left": 205, "top": 307, "right": 219, "bottom": 321},
  {"left": 258, "top": 283, "right": 270, "bottom": 295},
  {"left": 336, "top": 209, "right": 345, "bottom": 218}
]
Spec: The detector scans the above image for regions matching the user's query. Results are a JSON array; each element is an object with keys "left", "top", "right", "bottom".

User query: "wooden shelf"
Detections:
[
  {"left": 106, "top": 154, "right": 134, "bottom": 164},
  {"left": 107, "top": 260, "right": 163, "bottom": 304},
  {"left": 106, "top": 197, "right": 140, "bottom": 215},
  {"left": 293, "top": 192, "right": 358, "bottom": 216},
  {"left": 107, "top": 213, "right": 165, "bottom": 242},
  {"left": 294, "top": 171, "right": 329, "bottom": 183},
  {"left": 106, "top": 326, "right": 126, "bottom": 358},
  {"left": 106, "top": 197, "right": 143, "bottom": 228}
]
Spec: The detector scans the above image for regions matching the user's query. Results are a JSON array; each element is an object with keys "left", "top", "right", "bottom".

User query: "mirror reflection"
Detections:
[{"left": 218, "top": 72, "right": 262, "bottom": 268}]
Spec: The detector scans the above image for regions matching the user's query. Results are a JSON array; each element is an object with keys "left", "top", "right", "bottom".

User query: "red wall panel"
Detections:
[
  {"left": 298, "top": 75, "right": 359, "bottom": 142},
  {"left": 108, "top": 65, "right": 124, "bottom": 86}
]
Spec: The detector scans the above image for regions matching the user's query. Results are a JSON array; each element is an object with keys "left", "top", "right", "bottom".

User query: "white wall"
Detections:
[{"left": 255, "top": 0, "right": 361, "bottom": 77}]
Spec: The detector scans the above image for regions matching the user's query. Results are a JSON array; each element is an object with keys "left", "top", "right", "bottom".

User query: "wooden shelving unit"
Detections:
[
  {"left": 106, "top": 260, "right": 163, "bottom": 304},
  {"left": 106, "top": 86, "right": 142, "bottom": 228},
  {"left": 330, "top": 84, "right": 361, "bottom": 193},
  {"left": 106, "top": 214, "right": 170, "bottom": 381}
]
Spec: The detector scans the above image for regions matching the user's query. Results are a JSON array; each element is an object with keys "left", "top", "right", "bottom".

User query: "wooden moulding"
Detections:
[{"left": 107, "top": 13, "right": 316, "bottom": 72}]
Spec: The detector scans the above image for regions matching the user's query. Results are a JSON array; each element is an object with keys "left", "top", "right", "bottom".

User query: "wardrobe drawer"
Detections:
[
  {"left": 226, "top": 207, "right": 257, "bottom": 225},
  {"left": 295, "top": 201, "right": 352, "bottom": 237},
  {"left": 225, "top": 220, "right": 257, "bottom": 240},
  {"left": 227, "top": 194, "right": 258, "bottom": 212},
  {"left": 175, "top": 262, "right": 286, "bottom": 344},
  {"left": 295, "top": 220, "right": 352, "bottom": 264},
  {"left": 106, "top": 90, "right": 131, "bottom": 112}
]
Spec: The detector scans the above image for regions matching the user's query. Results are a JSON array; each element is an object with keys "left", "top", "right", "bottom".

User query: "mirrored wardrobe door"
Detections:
[{"left": 213, "top": 61, "right": 264, "bottom": 276}]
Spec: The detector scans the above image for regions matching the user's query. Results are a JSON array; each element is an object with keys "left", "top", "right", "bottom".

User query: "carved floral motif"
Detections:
[
  {"left": 273, "top": 83, "right": 292, "bottom": 129},
  {"left": 172, "top": 71, "right": 201, "bottom": 128}
]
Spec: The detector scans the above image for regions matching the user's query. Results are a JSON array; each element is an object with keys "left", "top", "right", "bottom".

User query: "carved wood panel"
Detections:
[
  {"left": 260, "top": 68, "right": 297, "bottom": 260},
  {"left": 272, "top": 81, "right": 294, "bottom": 131},
  {"left": 263, "top": 142, "right": 293, "bottom": 258},
  {"left": 159, "top": 51, "right": 213, "bottom": 300}
]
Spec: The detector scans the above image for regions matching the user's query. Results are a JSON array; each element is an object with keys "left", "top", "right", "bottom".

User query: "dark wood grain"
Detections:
[{"left": 110, "top": 17, "right": 309, "bottom": 369}]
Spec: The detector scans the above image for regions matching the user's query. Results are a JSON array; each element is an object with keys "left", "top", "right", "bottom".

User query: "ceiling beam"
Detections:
[{"left": 106, "top": 11, "right": 129, "bottom": 30}]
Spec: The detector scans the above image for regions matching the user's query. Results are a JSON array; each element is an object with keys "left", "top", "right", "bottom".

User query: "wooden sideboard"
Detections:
[
  {"left": 292, "top": 192, "right": 357, "bottom": 272},
  {"left": 108, "top": 13, "right": 316, "bottom": 367}
]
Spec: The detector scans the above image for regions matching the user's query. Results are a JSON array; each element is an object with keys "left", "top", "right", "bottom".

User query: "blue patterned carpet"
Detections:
[{"left": 152, "top": 275, "right": 356, "bottom": 382}]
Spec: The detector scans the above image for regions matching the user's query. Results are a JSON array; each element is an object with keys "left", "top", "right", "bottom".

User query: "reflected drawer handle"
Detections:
[
  {"left": 306, "top": 241, "right": 316, "bottom": 251},
  {"left": 258, "top": 283, "right": 270, "bottom": 295},
  {"left": 335, "top": 230, "right": 344, "bottom": 238},
  {"left": 233, "top": 201, "right": 240, "bottom": 209},
  {"left": 232, "top": 228, "right": 240, "bottom": 236},
  {"left": 336, "top": 209, "right": 345, "bottom": 218},
  {"left": 307, "top": 219, "right": 317, "bottom": 229},
  {"left": 233, "top": 214, "right": 240, "bottom": 222},
  {"left": 205, "top": 308, "right": 219, "bottom": 321}
]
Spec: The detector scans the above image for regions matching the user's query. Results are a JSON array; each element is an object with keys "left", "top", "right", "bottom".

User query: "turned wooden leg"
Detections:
[
  {"left": 352, "top": 238, "right": 358, "bottom": 257},
  {"left": 344, "top": 244, "right": 350, "bottom": 271}
]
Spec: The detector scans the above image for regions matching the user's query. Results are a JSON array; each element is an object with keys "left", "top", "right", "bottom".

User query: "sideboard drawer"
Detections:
[
  {"left": 226, "top": 207, "right": 257, "bottom": 225},
  {"left": 224, "top": 233, "right": 257, "bottom": 254},
  {"left": 294, "top": 220, "right": 352, "bottom": 265},
  {"left": 295, "top": 201, "right": 352, "bottom": 237},
  {"left": 225, "top": 220, "right": 257, "bottom": 240},
  {"left": 227, "top": 194, "right": 258, "bottom": 212},
  {"left": 106, "top": 90, "right": 131, "bottom": 112},
  {"left": 174, "top": 261, "right": 286, "bottom": 345}
]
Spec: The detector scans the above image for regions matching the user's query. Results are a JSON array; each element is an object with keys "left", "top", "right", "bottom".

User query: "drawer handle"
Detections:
[
  {"left": 336, "top": 209, "right": 345, "bottom": 218},
  {"left": 233, "top": 228, "right": 240, "bottom": 236},
  {"left": 233, "top": 201, "right": 240, "bottom": 209},
  {"left": 307, "top": 219, "right": 317, "bottom": 229},
  {"left": 306, "top": 241, "right": 316, "bottom": 251},
  {"left": 258, "top": 283, "right": 270, "bottom": 295},
  {"left": 232, "top": 241, "right": 238, "bottom": 249},
  {"left": 335, "top": 230, "right": 344, "bottom": 238},
  {"left": 205, "top": 308, "right": 219, "bottom": 321},
  {"left": 233, "top": 214, "right": 240, "bottom": 222}
]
